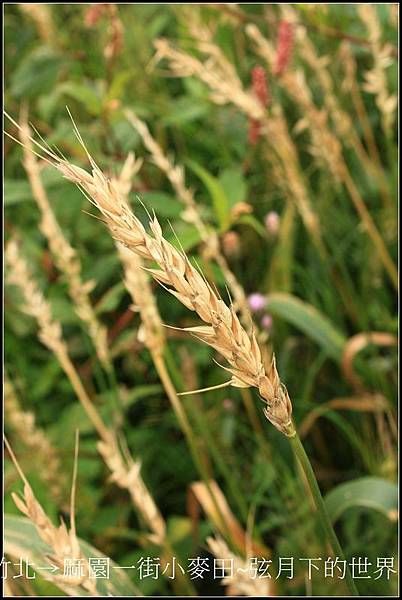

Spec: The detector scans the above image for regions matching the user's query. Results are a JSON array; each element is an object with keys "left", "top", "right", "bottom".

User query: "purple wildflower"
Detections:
[{"left": 247, "top": 293, "right": 266, "bottom": 313}]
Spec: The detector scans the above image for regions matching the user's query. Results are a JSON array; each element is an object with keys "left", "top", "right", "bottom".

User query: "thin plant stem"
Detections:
[
  {"left": 341, "top": 167, "right": 397, "bottom": 289},
  {"left": 350, "top": 81, "right": 383, "bottom": 172},
  {"left": 289, "top": 431, "right": 360, "bottom": 596},
  {"left": 163, "top": 346, "right": 250, "bottom": 522},
  {"left": 162, "top": 540, "right": 196, "bottom": 596},
  {"left": 151, "top": 350, "right": 238, "bottom": 544},
  {"left": 240, "top": 388, "right": 271, "bottom": 461},
  {"left": 58, "top": 348, "right": 111, "bottom": 443},
  {"left": 56, "top": 346, "right": 198, "bottom": 593}
]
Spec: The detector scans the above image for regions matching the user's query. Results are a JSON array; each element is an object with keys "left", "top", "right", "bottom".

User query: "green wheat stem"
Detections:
[
  {"left": 164, "top": 345, "right": 249, "bottom": 522},
  {"left": 288, "top": 430, "right": 359, "bottom": 596}
]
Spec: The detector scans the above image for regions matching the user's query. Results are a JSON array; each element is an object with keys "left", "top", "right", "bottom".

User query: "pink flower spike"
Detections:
[
  {"left": 261, "top": 314, "right": 273, "bottom": 330},
  {"left": 223, "top": 398, "right": 234, "bottom": 411},
  {"left": 265, "top": 211, "right": 280, "bottom": 236},
  {"left": 247, "top": 293, "right": 267, "bottom": 313},
  {"left": 274, "top": 21, "right": 294, "bottom": 76}
]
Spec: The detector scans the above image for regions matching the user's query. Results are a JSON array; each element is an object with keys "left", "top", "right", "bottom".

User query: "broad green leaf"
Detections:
[
  {"left": 53, "top": 383, "right": 163, "bottom": 437},
  {"left": 166, "top": 516, "right": 192, "bottom": 545},
  {"left": 111, "top": 119, "right": 141, "bottom": 153},
  {"left": 219, "top": 167, "right": 247, "bottom": 207},
  {"left": 265, "top": 293, "right": 346, "bottom": 361},
  {"left": 166, "top": 223, "right": 202, "bottom": 252},
  {"left": 4, "top": 169, "right": 75, "bottom": 206},
  {"left": 30, "top": 360, "right": 63, "bottom": 399},
  {"left": 10, "top": 47, "right": 64, "bottom": 98},
  {"left": 237, "top": 214, "right": 268, "bottom": 238},
  {"left": 106, "top": 70, "right": 132, "bottom": 102},
  {"left": 138, "top": 192, "right": 183, "bottom": 219},
  {"left": 56, "top": 81, "right": 102, "bottom": 116},
  {"left": 4, "top": 515, "right": 140, "bottom": 596},
  {"left": 186, "top": 160, "right": 230, "bottom": 231},
  {"left": 55, "top": 400, "right": 119, "bottom": 436},
  {"left": 119, "top": 384, "right": 163, "bottom": 408},
  {"left": 324, "top": 477, "right": 398, "bottom": 523},
  {"left": 147, "top": 12, "right": 171, "bottom": 38},
  {"left": 4, "top": 180, "right": 33, "bottom": 206},
  {"left": 95, "top": 281, "right": 126, "bottom": 314},
  {"left": 162, "top": 97, "right": 208, "bottom": 125},
  {"left": 183, "top": 77, "right": 209, "bottom": 99},
  {"left": 48, "top": 296, "right": 80, "bottom": 326}
]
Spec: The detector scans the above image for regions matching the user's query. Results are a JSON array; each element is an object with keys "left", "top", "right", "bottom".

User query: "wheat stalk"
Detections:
[
  {"left": 5, "top": 237, "right": 110, "bottom": 441},
  {"left": 4, "top": 113, "right": 361, "bottom": 594},
  {"left": 4, "top": 434, "right": 98, "bottom": 595},
  {"left": 5, "top": 236, "right": 167, "bottom": 544},
  {"left": 18, "top": 112, "right": 111, "bottom": 371},
  {"left": 153, "top": 36, "right": 265, "bottom": 120},
  {"left": 5, "top": 114, "right": 293, "bottom": 435},
  {"left": 111, "top": 153, "right": 166, "bottom": 356},
  {"left": 246, "top": 21, "right": 397, "bottom": 289},
  {"left": 280, "top": 5, "right": 391, "bottom": 208},
  {"left": 154, "top": 30, "right": 324, "bottom": 258},
  {"left": 338, "top": 41, "right": 382, "bottom": 168},
  {"left": 124, "top": 108, "right": 251, "bottom": 327},
  {"left": 155, "top": 20, "right": 396, "bottom": 289},
  {"left": 207, "top": 535, "right": 273, "bottom": 596},
  {"left": 15, "top": 120, "right": 295, "bottom": 436},
  {"left": 358, "top": 4, "right": 397, "bottom": 134},
  {"left": 4, "top": 374, "right": 65, "bottom": 506},
  {"left": 113, "top": 154, "right": 251, "bottom": 529}
]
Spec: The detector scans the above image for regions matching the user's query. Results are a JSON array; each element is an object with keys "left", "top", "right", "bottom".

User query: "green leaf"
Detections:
[
  {"left": 265, "top": 293, "right": 346, "bottom": 361},
  {"left": 219, "top": 167, "right": 247, "bottom": 207},
  {"left": 95, "top": 281, "right": 126, "bottom": 314},
  {"left": 166, "top": 516, "right": 192, "bottom": 545},
  {"left": 137, "top": 192, "right": 183, "bottom": 219},
  {"left": 162, "top": 97, "right": 208, "bottom": 125},
  {"left": 56, "top": 81, "right": 103, "bottom": 116},
  {"left": 324, "top": 477, "right": 398, "bottom": 523},
  {"left": 56, "top": 399, "right": 121, "bottom": 437},
  {"left": 186, "top": 160, "right": 230, "bottom": 231},
  {"left": 4, "top": 180, "right": 33, "bottom": 206},
  {"left": 120, "top": 384, "right": 163, "bottom": 408},
  {"left": 10, "top": 46, "right": 64, "bottom": 98},
  {"left": 166, "top": 223, "right": 202, "bottom": 252},
  {"left": 4, "top": 169, "right": 74, "bottom": 206},
  {"left": 106, "top": 70, "right": 132, "bottom": 102},
  {"left": 4, "top": 515, "right": 141, "bottom": 596},
  {"left": 267, "top": 202, "right": 296, "bottom": 293},
  {"left": 237, "top": 214, "right": 268, "bottom": 238}
]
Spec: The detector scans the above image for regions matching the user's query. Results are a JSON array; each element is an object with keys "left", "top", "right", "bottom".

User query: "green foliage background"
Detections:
[{"left": 4, "top": 3, "right": 398, "bottom": 596}]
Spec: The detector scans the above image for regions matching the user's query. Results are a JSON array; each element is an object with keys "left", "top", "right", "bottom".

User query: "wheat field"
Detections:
[{"left": 3, "top": 4, "right": 398, "bottom": 597}]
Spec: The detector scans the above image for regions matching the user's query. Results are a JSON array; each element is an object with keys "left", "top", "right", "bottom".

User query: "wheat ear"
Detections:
[
  {"left": 4, "top": 374, "right": 65, "bottom": 506},
  {"left": 207, "top": 536, "right": 274, "bottom": 597},
  {"left": 9, "top": 118, "right": 294, "bottom": 436},
  {"left": 246, "top": 20, "right": 397, "bottom": 289},
  {"left": 18, "top": 110, "right": 111, "bottom": 371},
  {"left": 5, "top": 237, "right": 166, "bottom": 543},
  {"left": 124, "top": 109, "right": 251, "bottom": 328},
  {"left": 5, "top": 237, "right": 110, "bottom": 442},
  {"left": 113, "top": 155, "right": 249, "bottom": 530},
  {"left": 358, "top": 4, "right": 397, "bottom": 134},
  {"left": 153, "top": 32, "right": 325, "bottom": 258},
  {"left": 4, "top": 433, "right": 98, "bottom": 595}
]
